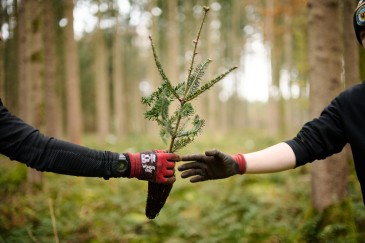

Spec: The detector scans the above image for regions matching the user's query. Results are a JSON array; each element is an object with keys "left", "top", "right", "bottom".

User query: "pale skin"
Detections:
[{"left": 244, "top": 142, "right": 295, "bottom": 174}]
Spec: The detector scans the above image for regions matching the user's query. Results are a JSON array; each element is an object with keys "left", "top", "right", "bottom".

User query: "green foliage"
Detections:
[
  {"left": 297, "top": 199, "right": 358, "bottom": 243},
  {"left": 142, "top": 7, "right": 237, "bottom": 152},
  {"left": 0, "top": 134, "right": 364, "bottom": 242},
  {"left": 0, "top": 156, "right": 27, "bottom": 194}
]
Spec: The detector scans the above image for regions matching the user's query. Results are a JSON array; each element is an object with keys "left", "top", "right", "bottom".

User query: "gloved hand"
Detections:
[
  {"left": 178, "top": 149, "right": 246, "bottom": 182},
  {"left": 128, "top": 150, "right": 178, "bottom": 184}
]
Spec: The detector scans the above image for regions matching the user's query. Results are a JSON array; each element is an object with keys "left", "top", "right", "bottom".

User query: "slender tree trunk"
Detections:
[
  {"left": 26, "top": 1, "right": 44, "bottom": 189},
  {"left": 43, "top": 0, "right": 61, "bottom": 138},
  {"left": 146, "top": 0, "right": 160, "bottom": 135},
  {"left": 112, "top": 16, "right": 125, "bottom": 138},
  {"left": 231, "top": 0, "right": 245, "bottom": 131},
  {"left": 65, "top": 0, "right": 83, "bottom": 144},
  {"left": 342, "top": 0, "right": 360, "bottom": 199},
  {"left": 17, "top": 1, "right": 30, "bottom": 120},
  {"left": 343, "top": 0, "right": 359, "bottom": 88},
  {"left": 94, "top": 17, "right": 110, "bottom": 142},
  {"left": 219, "top": 2, "right": 231, "bottom": 134},
  {"left": 308, "top": 0, "right": 347, "bottom": 211},
  {"left": 283, "top": 0, "right": 294, "bottom": 136},
  {"left": 264, "top": 0, "right": 280, "bottom": 137},
  {"left": 167, "top": 0, "right": 179, "bottom": 84},
  {"left": 206, "top": 0, "right": 220, "bottom": 133}
]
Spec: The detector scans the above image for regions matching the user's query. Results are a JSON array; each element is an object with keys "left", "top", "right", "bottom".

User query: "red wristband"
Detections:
[
  {"left": 128, "top": 152, "right": 141, "bottom": 178},
  {"left": 233, "top": 153, "right": 246, "bottom": 174}
]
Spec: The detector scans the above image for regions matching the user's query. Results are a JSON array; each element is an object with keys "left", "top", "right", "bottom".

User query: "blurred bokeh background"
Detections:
[{"left": 1, "top": 0, "right": 364, "bottom": 242}]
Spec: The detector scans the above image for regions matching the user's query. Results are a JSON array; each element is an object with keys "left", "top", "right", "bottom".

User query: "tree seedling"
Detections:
[{"left": 142, "top": 6, "right": 237, "bottom": 219}]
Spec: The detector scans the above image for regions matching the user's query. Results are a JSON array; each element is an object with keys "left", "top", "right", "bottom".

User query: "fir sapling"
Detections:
[{"left": 142, "top": 6, "right": 237, "bottom": 219}]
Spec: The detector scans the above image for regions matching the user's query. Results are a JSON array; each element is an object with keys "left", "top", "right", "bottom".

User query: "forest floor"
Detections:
[{"left": 0, "top": 132, "right": 364, "bottom": 242}]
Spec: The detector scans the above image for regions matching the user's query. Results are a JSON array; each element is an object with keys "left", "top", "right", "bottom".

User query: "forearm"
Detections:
[
  {"left": 244, "top": 142, "right": 296, "bottom": 174},
  {"left": 5, "top": 130, "right": 125, "bottom": 179},
  {"left": 0, "top": 102, "right": 125, "bottom": 179},
  {"left": 34, "top": 136, "right": 124, "bottom": 178}
]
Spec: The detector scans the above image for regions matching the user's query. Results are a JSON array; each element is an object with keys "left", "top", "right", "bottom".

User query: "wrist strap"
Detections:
[
  {"left": 127, "top": 152, "right": 141, "bottom": 178},
  {"left": 233, "top": 153, "right": 246, "bottom": 174}
]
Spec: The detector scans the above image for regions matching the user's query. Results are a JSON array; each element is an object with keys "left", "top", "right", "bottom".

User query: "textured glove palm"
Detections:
[{"left": 128, "top": 151, "right": 177, "bottom": 184}]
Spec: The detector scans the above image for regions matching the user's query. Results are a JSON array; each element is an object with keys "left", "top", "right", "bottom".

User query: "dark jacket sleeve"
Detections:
[
  {"left": 0, "top": 100, "right": 124, "bottom": 179},
  {"left": 285, "top": 95, "right": 347, "bottom": 167}
]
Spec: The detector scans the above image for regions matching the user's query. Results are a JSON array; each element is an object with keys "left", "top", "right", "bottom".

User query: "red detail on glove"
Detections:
[
  {"left": 128, "top": 151, "right": 177, "bottom": 183},
  {"left": 128, "top": 152, "right": 141, "bottom": 178},
  {"left": 232, "top": 153, "right": 247, "bottom": 174}
]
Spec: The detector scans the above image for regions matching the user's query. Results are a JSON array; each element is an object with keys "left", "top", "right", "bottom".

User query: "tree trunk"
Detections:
[
  {"left": 65, "top": 0, "right": 83, "bottom": 144},
  {"left": 308, "top": 0, "right": 347, "bottom": 212},
  {"left": 283, "top": 0, "right": 294, "bottom": 137},
  {"left": 265, "top": 0, "right": 280, "bottom": 137},
  {"left": 95, "top": 16, "right": 110, "bottom": 142},
  {"left": 43, "top": 0, "right": 61, "bottom": 138},
  {"left": 297, "top": 1, "right": 358, "bottom": 240},
  {"left": 167, "top": 0, "right": 179, "bottom": 84},
  {"left": 205, "top": 0, "right": 220, "bottom": 133},
  {"left": 17, "top": 1, "right": 30, "bottom": 120},
  {"left": 23, "top": 1, "right": 44, "bottom": 189},
  {"left": 343, "top": 0, "right": 359, "bottom": 88},
  {"left": 146, "top": 0, "right": 160, "bottom": 135},
  {"left": 112, "top": 16, "right": 125, "bottom": 138}
]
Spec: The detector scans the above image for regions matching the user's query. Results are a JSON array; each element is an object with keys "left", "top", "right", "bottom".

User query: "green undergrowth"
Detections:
[{"left": 0, "top": 132, "right": 363, "bottom": 242}]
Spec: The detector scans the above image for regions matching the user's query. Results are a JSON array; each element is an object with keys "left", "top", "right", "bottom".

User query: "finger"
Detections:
[
  {"left": 180, "top": 168, "right": 204, "bottom": 178},
  {"left": 164, "top": 176, "right": 176, "bottom": 184},
  {"left": 178, "top": 162, "right": 203, "bottom": 171},
  {"left": 167, "top": 154, "right": 180, "bottom": 162},
  {"left": 166, "top": 161, "right": 176, "bottom": 169},
  {"left": 164, "top": 169, "right": 174, "bottom": 177},
  {"left": 190, "top": 175, "right": 206, "bottom": 183},
  {"left": 180, "top": 154, "right": 206, "bottom": 161},
  {"left": 205, "top": 149, "right": 222, "bottom": 157}
]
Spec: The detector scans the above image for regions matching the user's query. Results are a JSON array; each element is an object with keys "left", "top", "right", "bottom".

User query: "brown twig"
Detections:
[{"left": 48, "top": 198, "right": 59, "bottom": 243}]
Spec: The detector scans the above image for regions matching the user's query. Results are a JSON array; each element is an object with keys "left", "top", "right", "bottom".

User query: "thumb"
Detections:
[{"left": 205, "top": 149, "right": 226, "bottom": 159}]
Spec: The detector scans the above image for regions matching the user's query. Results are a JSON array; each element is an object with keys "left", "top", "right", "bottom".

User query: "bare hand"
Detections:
[{"left": 178, "top": 149, "right": 241, "bottom": 182}]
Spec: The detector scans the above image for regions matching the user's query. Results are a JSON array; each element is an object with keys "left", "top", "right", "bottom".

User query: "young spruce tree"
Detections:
[{"left": 142, "top": 6, "right": 237, "bottom": 219}]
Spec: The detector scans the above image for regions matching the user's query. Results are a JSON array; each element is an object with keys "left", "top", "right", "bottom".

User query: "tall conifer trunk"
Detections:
[
  {"left": 43, "top": 0, "right": 61, "bottom": 138},
  {"left": 95, "top": 12, "right": 110, "bottom": 142},
  {"left": 112, "top": 15, "right": 125, "bottom": 138},
  {"left": 343, "top": 0, "right": 359, "bottom": 88},
  {"left": 65, "top": 0, "right": 83, "bottom": 144},
  {"left": 24, "top": 1, "right": 44, "bottom": 189},
  {"left": 308, "top": 0, "right": 347, "bottom": 211}
]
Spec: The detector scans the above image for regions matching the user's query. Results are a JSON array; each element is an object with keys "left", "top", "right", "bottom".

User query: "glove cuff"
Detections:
[
  {"left": 233, "top": 153, "right": 246, "bottom": 174},
  {"left": 127, "top": 152, "right": 141, "bottom": 178}
]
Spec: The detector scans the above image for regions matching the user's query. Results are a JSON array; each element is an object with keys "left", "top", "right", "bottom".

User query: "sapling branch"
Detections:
[
  {"left": 142, "top": 5, "right": 238, "bottom": 219},
  {"left": 184, "top": 6, "right": 210, "bottom": 98}
]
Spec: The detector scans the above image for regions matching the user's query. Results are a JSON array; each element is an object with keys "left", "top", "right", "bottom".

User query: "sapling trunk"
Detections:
[{"left": 143, "top": 6, "right": 237, "bottom": 219}]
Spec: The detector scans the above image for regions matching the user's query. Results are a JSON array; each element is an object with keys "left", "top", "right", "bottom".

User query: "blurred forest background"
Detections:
[{"left": 1, "top": 0, "right": 365, "bottom": 242}]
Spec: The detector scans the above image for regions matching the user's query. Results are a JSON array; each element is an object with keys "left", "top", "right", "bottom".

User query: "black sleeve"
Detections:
[
  {"left": 0, "top": 100, "right": 126, "bottom": 179},
  {"left": 285, "top": 95, "right": 347, "bottom": 167}
]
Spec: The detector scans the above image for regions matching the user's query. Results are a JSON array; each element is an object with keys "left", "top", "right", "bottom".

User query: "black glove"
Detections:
[{"left": 178, "top": 149, "right": 246, "bottom": 182}]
